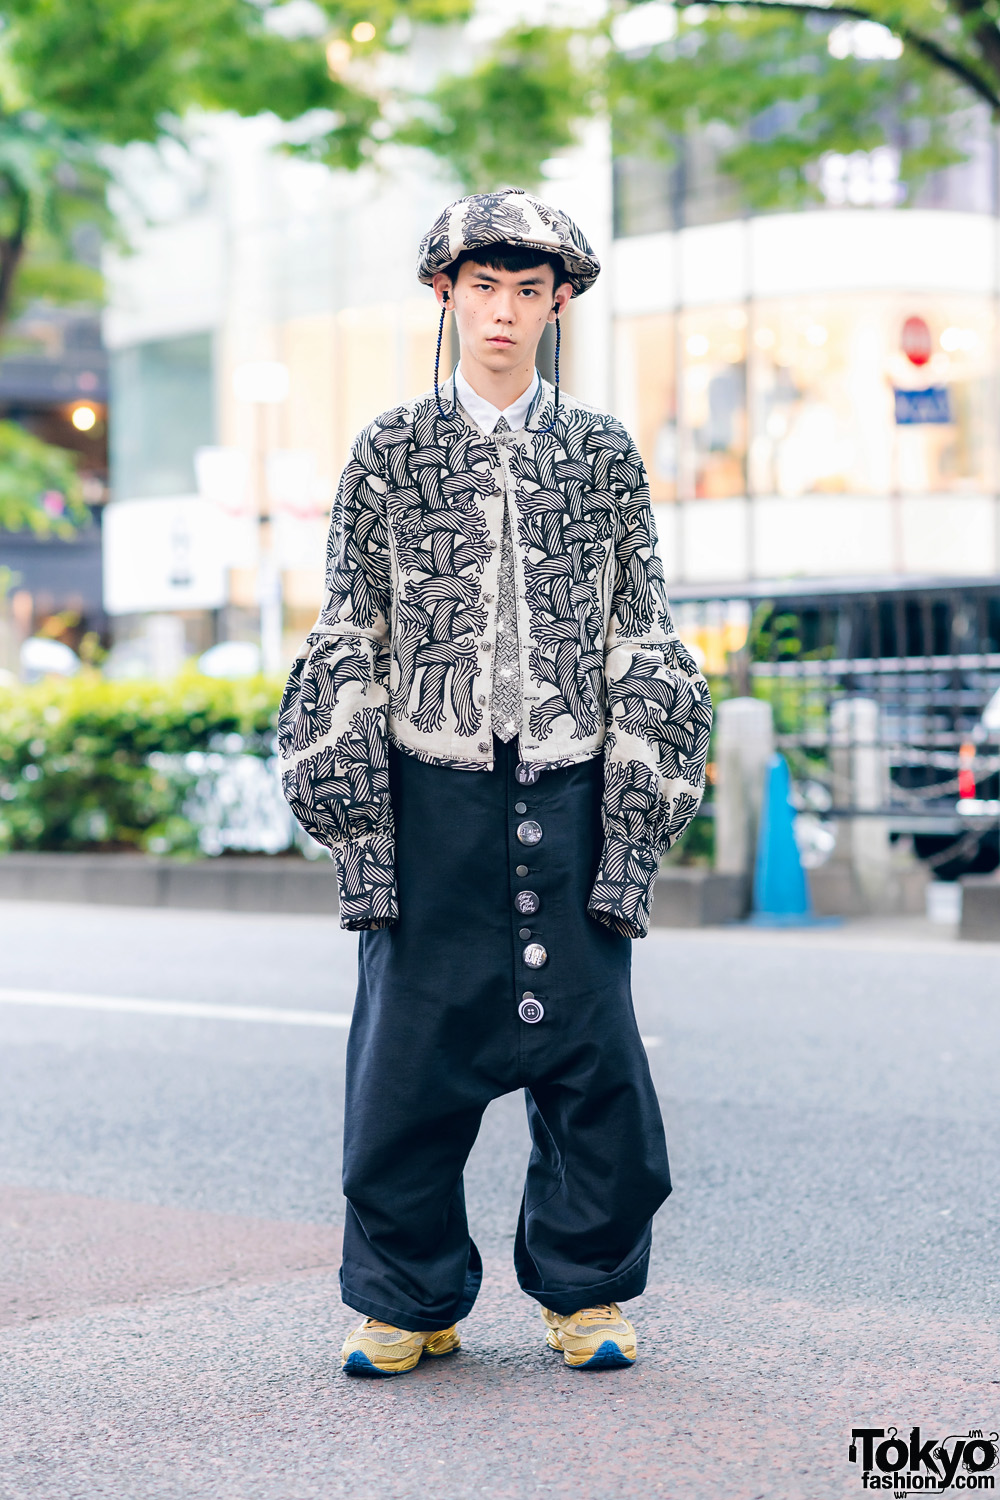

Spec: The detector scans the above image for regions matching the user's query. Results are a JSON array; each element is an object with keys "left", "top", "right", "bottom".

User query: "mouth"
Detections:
[{"left": 486, "top": 336, "right": 515, "bottom": 347}]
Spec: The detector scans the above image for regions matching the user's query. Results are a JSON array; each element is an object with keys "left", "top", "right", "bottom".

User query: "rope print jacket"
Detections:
[{"left": 278, "top": 375, "right": 713, "bottom": 939}]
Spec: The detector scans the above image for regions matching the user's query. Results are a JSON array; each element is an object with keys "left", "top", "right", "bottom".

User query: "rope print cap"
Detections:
[{"left": 416, "top": 188, "right": 601, "bottom": 298}]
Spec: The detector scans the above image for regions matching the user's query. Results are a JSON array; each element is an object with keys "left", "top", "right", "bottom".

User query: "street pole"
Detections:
[
  {"left": 254, "top": 403, "right": 282, "bottom": 676},
  {"left": 232, "top": 360, "right": 289, "bottom": 676}
]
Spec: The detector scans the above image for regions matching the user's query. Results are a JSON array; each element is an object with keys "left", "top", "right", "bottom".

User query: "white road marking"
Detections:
[
  {"left": 0, "top": 988, "right": 352, "bottom": 1029},
  {"left": 0, "top": 987, "right": 663, "bottom": 1048}
]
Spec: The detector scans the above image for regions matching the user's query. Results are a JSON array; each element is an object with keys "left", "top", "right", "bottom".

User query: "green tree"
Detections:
[
  {"left": 0, "top": 0, "right": 469, "bottom": 534},
  {"left": 1, "top": 0, "right": 992, "bottom": 534},
  {"left": 397, "top": 26, "right": 596, "bottom": 191},
  {"left": 398, "top": 1, "right": 987, "bottom": 203},
  {"left": 0, "top": 107, "right": 116, "bottom": 532},
  {"left": 0, "top": 420, "right": 88, "bottom": 533}
]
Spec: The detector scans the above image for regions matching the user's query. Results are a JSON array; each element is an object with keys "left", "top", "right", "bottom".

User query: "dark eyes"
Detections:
[{"left": 474, "top": 284, "right": 539, "bottom": 296}]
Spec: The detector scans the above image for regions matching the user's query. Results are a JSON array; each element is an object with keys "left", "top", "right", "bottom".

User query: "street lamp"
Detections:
[{"left": 232, "top": 360, "right": 289, "bottom": 675}]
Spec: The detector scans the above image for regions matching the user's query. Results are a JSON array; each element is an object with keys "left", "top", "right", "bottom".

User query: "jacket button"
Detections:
[
  {"left": 517, "top": 820, "right": 542, "bottom": 845},
  {"left": 484, "top": 593, "right": 494, "bottom": 603},
  {"left": 515, "top": 890, "right": 539, "bottom": 915},
  {"left": 518, "top": 996, "right": 544, "bottom": 1024},
  {"left": 515, "top": 762, "right": 541, "bottom": 785},
  {"left": 478, "top": 742, "right": 489, "bottom": 753},
  {"left": 514, "top": 801, "right": 527, "bottom": 814},
  {"left": 516, "top": 864, "right": 529, "bottom": 877},
  {"left": 478, "top": 694, "right": 486, "bottom": 705},
  {"left": 481, "top": 641, "right": 492, "bottom": 652},
  {"left": 523, "top": 942, "right": 547, "bottom": 969},
  {"left": 519, "top": 926, "right": 531, "bottom": 940}
]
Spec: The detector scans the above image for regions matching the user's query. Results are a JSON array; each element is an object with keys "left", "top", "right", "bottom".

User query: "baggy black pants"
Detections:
[{"left": 339, "top": 734, "right": 671, "bottom": 1331}]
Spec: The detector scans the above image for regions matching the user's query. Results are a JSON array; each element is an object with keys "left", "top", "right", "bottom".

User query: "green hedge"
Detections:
[
  {"left": 0, "top": 673, "right": 283, "bottom": 855},
  {"left": 0, "top": 669, "right": 722, "bottom": 861}
]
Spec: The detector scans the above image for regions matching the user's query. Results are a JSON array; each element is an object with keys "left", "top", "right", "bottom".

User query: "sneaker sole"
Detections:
[
  {"left": 545, "top": 1328, "right": 636, "bottom": 1370},
  {"left": 573, "top": 1339, "right": 636, "bottom": 1370},
  {"left": 341, "top": 1340, "right": 460, "bottom": 1377},
  {"left": 342, "top": 1349, "right": 403, "bottom": 1377}
]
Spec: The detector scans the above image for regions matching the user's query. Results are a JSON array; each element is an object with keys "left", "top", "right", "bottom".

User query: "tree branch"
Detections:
[
  {"left": 948, "top": 0, "right": 1000, "bottom": 93},
  {"left": 674, "top": 0, "right": 1000, "bottom": 111},
  {"left": 0, "top": 184, "right": 31, "bottom": 340}
]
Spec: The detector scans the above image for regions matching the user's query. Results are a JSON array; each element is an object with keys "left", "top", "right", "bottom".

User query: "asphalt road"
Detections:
[{"left": 1, "top": 899, "right": 998, "bottom": 1500}]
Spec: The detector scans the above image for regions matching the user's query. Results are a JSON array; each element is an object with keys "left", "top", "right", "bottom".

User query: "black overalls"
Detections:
[{"left": 340, "top": 732, "right": 671, "bottom": 1331}]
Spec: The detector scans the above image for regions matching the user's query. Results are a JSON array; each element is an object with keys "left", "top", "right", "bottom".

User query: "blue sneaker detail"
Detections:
[
  {"left": 342, "top": 1349, "right": 394, "bottom": 1377},
  {"left": 577, "top": 1339, "right": 635, "bottom": 1371}
]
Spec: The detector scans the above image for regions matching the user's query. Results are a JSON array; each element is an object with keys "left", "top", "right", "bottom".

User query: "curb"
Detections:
[
  {"left": 0, "top": 854, "right": 747, "bottom": 927},
  {"left": 651, "top": 869, "right": 748, "bottom": 927},
  {"left": 959, "top": 874, "right": 1000, "bottom": 942},
  {"left": 0, "top": 853, "right": 337, "bottom": 916}
]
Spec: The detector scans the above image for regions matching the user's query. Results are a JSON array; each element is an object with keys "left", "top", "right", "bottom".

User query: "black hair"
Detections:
[{"left": 449, "top": 242, "right": 569, "bottom": 289}]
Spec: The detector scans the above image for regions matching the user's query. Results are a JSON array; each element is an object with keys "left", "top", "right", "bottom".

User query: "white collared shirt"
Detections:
[{"left": 454, "top": 365, "right": 540, "bottom": 435}]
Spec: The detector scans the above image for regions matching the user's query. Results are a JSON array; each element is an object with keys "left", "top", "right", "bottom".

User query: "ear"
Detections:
[
  {"left": 432, "top": 270, "right": 454, "bottom": 307},
  {"left": 548, "top": 281, "right": 573, "bottom": 322}
]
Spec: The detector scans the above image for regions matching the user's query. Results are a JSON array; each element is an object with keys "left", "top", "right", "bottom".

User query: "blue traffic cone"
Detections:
[{"left": 749, "top": 754, "right": 837, "bottom": 927}]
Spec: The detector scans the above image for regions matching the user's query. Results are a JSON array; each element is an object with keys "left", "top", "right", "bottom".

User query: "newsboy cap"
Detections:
[{"left": 416, "top": 188, "right": 600, "bottom": 298}]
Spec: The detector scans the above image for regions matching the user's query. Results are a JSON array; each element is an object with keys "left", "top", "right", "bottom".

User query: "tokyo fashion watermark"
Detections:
[{"left": 850, "top": 1427, "right": 998, "bottom": 1492}]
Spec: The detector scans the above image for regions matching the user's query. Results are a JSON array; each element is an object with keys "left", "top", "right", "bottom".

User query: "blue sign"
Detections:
[{"left": 894, "top": 386, "right": 951, "bottom": 424}]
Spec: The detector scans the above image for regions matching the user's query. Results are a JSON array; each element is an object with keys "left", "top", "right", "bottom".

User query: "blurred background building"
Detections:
[
  {"left": 89, "top": 96, "right": 1000, "bottom": 880},
  {"left": 91, "top": 97, "right": 1000, "bottom": 665},
  {"left": 0, "top": 307, "right": 108, "bottom": 668},
  {"left": 95, "top": 107, "right": 611, "bottom": 677},
  {"left": 0, "top": 0, "right": 993, "bottom": 906}
]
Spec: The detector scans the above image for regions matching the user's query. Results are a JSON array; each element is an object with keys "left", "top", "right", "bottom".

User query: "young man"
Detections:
[{"left": 279, "top": 188, "right": 712, "bottom": 1376}]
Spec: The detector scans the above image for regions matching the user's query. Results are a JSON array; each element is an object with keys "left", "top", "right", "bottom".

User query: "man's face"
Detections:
[{"left": 433, "top": 259, "right": 572, "bottom": 374}]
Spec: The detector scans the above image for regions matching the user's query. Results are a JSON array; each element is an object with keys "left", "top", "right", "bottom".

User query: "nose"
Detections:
[{"left": 492, "top": 294, "right": 516, "bottom": 325}]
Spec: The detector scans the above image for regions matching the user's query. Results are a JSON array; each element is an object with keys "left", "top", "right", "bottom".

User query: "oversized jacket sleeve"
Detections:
[
  {"left": 586, "top": 436, "right": 713, "bottom": 939},
  {"left": 277, "top": 422, "right": 397, "bottom": 930}
]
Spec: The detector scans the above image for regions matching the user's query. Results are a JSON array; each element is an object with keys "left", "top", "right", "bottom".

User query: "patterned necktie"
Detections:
[{"left": 490, "top": 418, "right": 523, "bottom": 743}]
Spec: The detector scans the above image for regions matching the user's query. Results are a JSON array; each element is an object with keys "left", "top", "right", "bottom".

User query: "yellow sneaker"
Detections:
[
  {"left": 340, "top": 1318, "right": 461, "bottom": 1377},
  {"left": 541, "top": 1302, "right": 637, "bottom": 1370}
]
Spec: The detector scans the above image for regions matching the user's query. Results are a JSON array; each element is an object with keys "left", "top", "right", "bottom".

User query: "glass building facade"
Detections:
[
  {"left": 616, "top": 292, "right": 995, "bottom": 505},
  {"left": 110, "top": 332, "right": 216, "bottom": 500},
  {"left": 610, "top": 105, "right": 1000, "bottom": 585}
]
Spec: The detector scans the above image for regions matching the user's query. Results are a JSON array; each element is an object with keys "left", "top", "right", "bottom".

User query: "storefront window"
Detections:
[
  {"left": 749, "top": 294, "right": 992, "bottom": 497},
  {"left": 111, "top": 333, "right": 215, "bottom": 500},
  {"left": 614, "top": 313, "right": 676, "bottom": 501},
  {"left": 617, "top": 293, "right": 994, "bottom": 503},
  {"left": 680, "top": 307, "right": 747, "bottom": 499},
  {"left": 612, "top": 114, "right": 997, "bottom": 236}
]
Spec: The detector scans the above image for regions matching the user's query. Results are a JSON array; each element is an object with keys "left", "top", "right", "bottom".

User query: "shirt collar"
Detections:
[{"left": 454, "top": 366, "right": 541, "bottom": 435}]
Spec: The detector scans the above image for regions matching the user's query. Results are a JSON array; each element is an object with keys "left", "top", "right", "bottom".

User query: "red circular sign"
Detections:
[{"left": 901, "top": 315, "right": 932, "bottom": 366}]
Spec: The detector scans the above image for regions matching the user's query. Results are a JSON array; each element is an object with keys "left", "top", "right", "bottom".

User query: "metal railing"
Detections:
[{"left": 675, "top": 580, "right": 1000, "bottom": 874}]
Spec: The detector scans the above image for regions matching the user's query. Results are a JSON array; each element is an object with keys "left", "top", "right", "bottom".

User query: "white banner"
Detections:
[{"left": 103, "top": 495, "right": 228, "bottom": 615}]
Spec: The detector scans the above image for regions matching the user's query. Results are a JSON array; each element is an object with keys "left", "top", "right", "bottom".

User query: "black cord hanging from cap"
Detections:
[
  {"left": 536, "top": 313, "right": 561, "bottom": 436},
  {"left": 434, "top": 299, "right": 458, "bottom": 421}
]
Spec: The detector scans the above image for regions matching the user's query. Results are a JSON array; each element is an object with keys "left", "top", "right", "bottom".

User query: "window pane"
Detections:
[
  {"left": 680, "top": 307, "right": 747, "bottom": 499},
  {"left": 748, "top": 295, "right": 992, "bottom": 497},
  {"left": 110, "top": 333, "right": 215, "bottom": 500},
  {"left": 615, "top": 313, "right": 676, "bottom": 501}
]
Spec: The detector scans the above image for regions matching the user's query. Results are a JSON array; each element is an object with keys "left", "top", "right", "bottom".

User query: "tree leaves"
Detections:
[
  {"left": 390, "top": 1, "right": 985, "bottom": 209},
  {"left": 395, "top": 26, "right": 597, "bottom": 191},
  {"left": 0, "top": 419, "right": 88, "bottom": 535},
  {"left": 609, "top": 3, "right": 967, "bottom": 209}
]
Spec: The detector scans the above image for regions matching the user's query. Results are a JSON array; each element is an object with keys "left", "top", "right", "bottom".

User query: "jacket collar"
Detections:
[
  {"left": 454, "top": 366, "right": 540, "bottom": 434},
  {"left": 441, "top": 371, "right": 556, "bottom": 443},
  {"left": 525, "top": 375, "right": 554, "bottom": 432}
]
